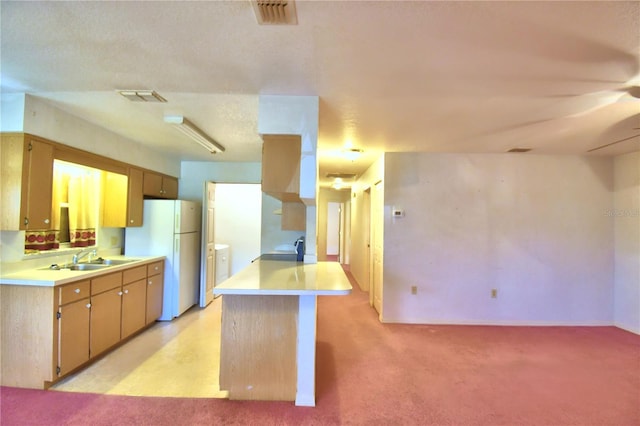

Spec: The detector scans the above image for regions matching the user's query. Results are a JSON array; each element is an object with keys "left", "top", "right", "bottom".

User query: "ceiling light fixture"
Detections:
[
  {"left": 332, "top": 178, "right": 344, "bottom": 190},
  {"left": 164, "top": 115, "right": 225, "bottom": 154},
  {"left": 343, "top": 148, "right": 363, "bottom": 161},
  {"left": 119, "top": 90, "right": 167, "bottom": 103}
]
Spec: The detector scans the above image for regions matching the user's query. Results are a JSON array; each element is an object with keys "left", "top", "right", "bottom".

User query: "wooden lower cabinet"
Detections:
[
  {"left": 122, "top": 279, "right": 147, "bottom": 339},
  {"left": 57, "top": 297, "right": 91, "bottom": 376},
  {"left": 90, "top": 286, "right": 123, "bottom": 357},
  {"left": 0, "top": 259, "right": 165, "bottom": 389},
  {"left": 145, "top": 261, "right": 164, "bottom": 324}
]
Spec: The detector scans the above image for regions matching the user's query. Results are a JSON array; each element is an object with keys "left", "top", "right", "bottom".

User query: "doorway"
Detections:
[
  {"left": 371, "top": 181, "right": 383, "bottom": 317},
  {"left": 200, "top": 182, "right": 261, "bottom": 307},
  {"left": 326, "top": 202, "right": 340, "bottom": 262}
]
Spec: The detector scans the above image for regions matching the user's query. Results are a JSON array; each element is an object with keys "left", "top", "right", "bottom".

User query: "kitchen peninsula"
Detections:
[{"left": 213, "top": 260, "right": 351, "bottom": 406}]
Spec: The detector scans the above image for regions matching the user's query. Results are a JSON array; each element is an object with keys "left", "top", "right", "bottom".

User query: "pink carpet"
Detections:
[{"left": 2, "top": 270, "right": 639, "bottom": 425}]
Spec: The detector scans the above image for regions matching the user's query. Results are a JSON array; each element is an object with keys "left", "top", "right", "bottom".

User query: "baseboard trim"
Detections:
[
  {"left": 613, "top": 322, "right": 640, "bottom": 335},
  {"left": 380, "top": 318, "right": 615, "bottom": 327}
]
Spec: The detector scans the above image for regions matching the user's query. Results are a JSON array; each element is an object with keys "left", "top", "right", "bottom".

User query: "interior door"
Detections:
[
  {"left": 200, "top": 181, "right": 216, "bottom": 306},
  {"left": 363, "top": 188, "right": 371, "bottom": 294},
  {"left": 326, "top": 202, "right": 340, "bottom": 257},
  {"left": 372, "top": 181, "right": 383, "bottom": 317}
]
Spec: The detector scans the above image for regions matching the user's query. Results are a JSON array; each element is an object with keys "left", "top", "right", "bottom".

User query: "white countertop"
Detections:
[
  {"left": 213, "top": 260, "right": 352, "bottom": 296},
  {"left": 0, "top": 256, "right": 165, "bottom": 287}
]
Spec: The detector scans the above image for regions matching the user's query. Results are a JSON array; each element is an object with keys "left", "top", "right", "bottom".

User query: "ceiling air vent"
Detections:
[
  {"left": 118, "top": 90, "right": 167, "bottom": 103},
  {"left": 251, "top": 0, "right": 298, "bottom": 25},
  {"left": 507, "top": 148, "right": 532, "bottom": 153}
]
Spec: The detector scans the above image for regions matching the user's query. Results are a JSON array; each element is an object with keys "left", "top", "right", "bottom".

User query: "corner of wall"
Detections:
[{"left": 613, "top": 151, "right": 640, "bottom": 335}]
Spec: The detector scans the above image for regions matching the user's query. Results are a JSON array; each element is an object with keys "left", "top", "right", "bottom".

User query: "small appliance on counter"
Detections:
[{"left": 294, "top": 236, "right": 305, "bottom": 262}]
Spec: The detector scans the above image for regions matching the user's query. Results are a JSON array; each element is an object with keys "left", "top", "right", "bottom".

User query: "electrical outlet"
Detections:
[
  {"left": 491, "top": 288, "right": 498, "bottom": 298},
  {"left": 411, "top": 286, "right": 417, "bottom": 295}
]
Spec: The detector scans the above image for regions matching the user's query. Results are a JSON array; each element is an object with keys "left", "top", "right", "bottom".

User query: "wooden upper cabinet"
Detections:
[
  {"left": 0, "top": 133, "right": 54, "bottom": 230},
  {"left": 143, "top": 171, "right": 178, "bottom": 199},
  {"left": 282, "top": 202, "right": 306, "bottom": 231},
  {"left": 261, "top": 135, "right": 301, "bottom": 202},
  {"left": 162, "top": 176, "right": 178, "bottom": 199},
  {"left": 127, "top": 168, "right": 144, "bottom": 227},
  {"left": 101, "top": 171, "right": 128, "bottom": 228}
]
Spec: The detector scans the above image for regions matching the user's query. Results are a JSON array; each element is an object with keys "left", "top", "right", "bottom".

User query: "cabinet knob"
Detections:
[
  {"left": 44, "top": 219, "right": 50, "bottom": 224},
  {"left": 74, "top": 288, "right": 81, "bottom": 294},
  {"left": 86, "top": 303, "right": 91, "bottom": 309},
  {"left": 148, "top": 281, "right": 152, "bottom": 285},
  {"left": 124, "top": 289, "right": 129, "bottom": 294},
  {"left": 130, "top": 219, "right": 134, "bottom": 224},
  {"left": 118, "top": 291, "right": 123, "bottom": 296},
  {"left": 155, "top": 266, "right": 159, "bottom": 271}
]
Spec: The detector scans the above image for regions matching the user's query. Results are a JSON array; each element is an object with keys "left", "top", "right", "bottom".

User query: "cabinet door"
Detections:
[
  {"left": 146, "top": 273, "right": 164, "bottom": 324},
  {"left": 261, "top": 135, "right": 301, "bottom": 202},
  {"left": 121, "top": 279, "right": 146, "bottom": 339},
  {"left": 90, "top": 287, "right": 122, "bottom": 357},
  {"left": 281, "top": 202, "right": 306, "bottom": 231},
  {"left": 127, "top": 168, "right": 144, "bottom": 227},
  {"left": 142, "top": 172, "right": 163, "bottom": 197},
  {"left": 57, "top": 298, "right": 91, "bottom": 376},
  {"left": 162, "top": 176, "right": 178, "bottom": 199},
  {"left": 21, "top": 138, "right": 54, "bottom": 230},
  {"left": 101, "top": 171, "right": 128, "bottom": 228},
  {"left": 1, "top": 133, "right": 26, "bottom": 230}
]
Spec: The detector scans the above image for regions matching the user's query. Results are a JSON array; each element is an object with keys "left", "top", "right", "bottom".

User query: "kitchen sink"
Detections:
[
  {"left": 40, "top": 263, "right": 111, "bottom": 271},
  {"left": 40, "top": 258, "right": 139, "bottom": 271},
  {"left": 67, "top": 263, "right": 111, "bottom": 271},
  {"left": 96, "top": 258, "right": 139, "bottom": 266}
]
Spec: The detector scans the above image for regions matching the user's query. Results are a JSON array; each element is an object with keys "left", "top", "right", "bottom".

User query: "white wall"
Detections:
[
  {"left": 22, "top": 95, "right": 179, "bottom": 176},
  {"left": 613, "top": 151, "right": 640, "bottom": 334},
  {"left": 0, "top": 93, "right": 25, "bottom": 131},
  {"left": 214, "top": 184, "right": 262, "bottom": 275},
  {"left": 381, "top": 153, "right": 614, "bottom": 325},
  {"left": 178, "top": 161, "right": 261, "bottom": 202},
  {"left": 260, "top": 194, "right": 304, "bottom": 254}
]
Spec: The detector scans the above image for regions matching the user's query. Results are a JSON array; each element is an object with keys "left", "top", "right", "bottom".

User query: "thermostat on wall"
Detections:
[{"left": 392, "top": 207, "right": 405, "bottom": 218}]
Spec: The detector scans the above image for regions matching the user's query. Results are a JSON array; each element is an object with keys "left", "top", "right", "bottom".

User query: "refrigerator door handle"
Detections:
[
  {"left": 175, "top": 213, "right": 180, "bottom": 232},
  {"left": 175, "top": 237, "right": 180, "bottom": 253}
]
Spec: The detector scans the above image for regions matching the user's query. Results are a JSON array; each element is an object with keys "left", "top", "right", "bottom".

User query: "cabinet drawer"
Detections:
[
  {"left": 147, "top": 261, "right": 163, "bottom": 276},
  {"left": 58, "top": 280, "right": 90, "bottom": 305},
  {"left": 91, "top": 272, "right": 123, "bottom": 295},
  {"left": 123, "top": 265, "right": 146, "bottom": 284}
]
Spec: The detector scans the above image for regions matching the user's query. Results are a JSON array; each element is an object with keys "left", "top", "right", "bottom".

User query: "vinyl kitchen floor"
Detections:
[{"left": 51, "top": 297, "right": 228, "bottom": 398}]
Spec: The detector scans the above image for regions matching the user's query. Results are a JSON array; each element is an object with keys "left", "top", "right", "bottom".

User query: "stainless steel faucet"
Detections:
[{"left": 72, "top": 248, "right": 97, "bottom": 264}]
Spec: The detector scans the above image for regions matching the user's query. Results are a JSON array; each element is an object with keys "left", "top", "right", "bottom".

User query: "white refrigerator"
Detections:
[{"left": 125, "top": 199, "right": 202, "bottom": 321}]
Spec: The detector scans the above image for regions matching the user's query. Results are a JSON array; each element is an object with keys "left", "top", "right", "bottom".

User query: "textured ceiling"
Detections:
[{"left": 1, "top": 1, "right": 639, "bottom": 187}]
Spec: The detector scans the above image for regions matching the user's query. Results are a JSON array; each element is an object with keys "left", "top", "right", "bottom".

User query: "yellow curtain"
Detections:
[{"left": 68, "top": 173, "right": 97, "bottom": 247}]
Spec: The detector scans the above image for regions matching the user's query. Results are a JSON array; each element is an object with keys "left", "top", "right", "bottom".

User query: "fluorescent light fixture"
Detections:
[
  {"left": 164, "top": 115, "right": 225, "bottom": 154},
  {"left": 343, "top": 148, "right": 363, "bottom": 162}
]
